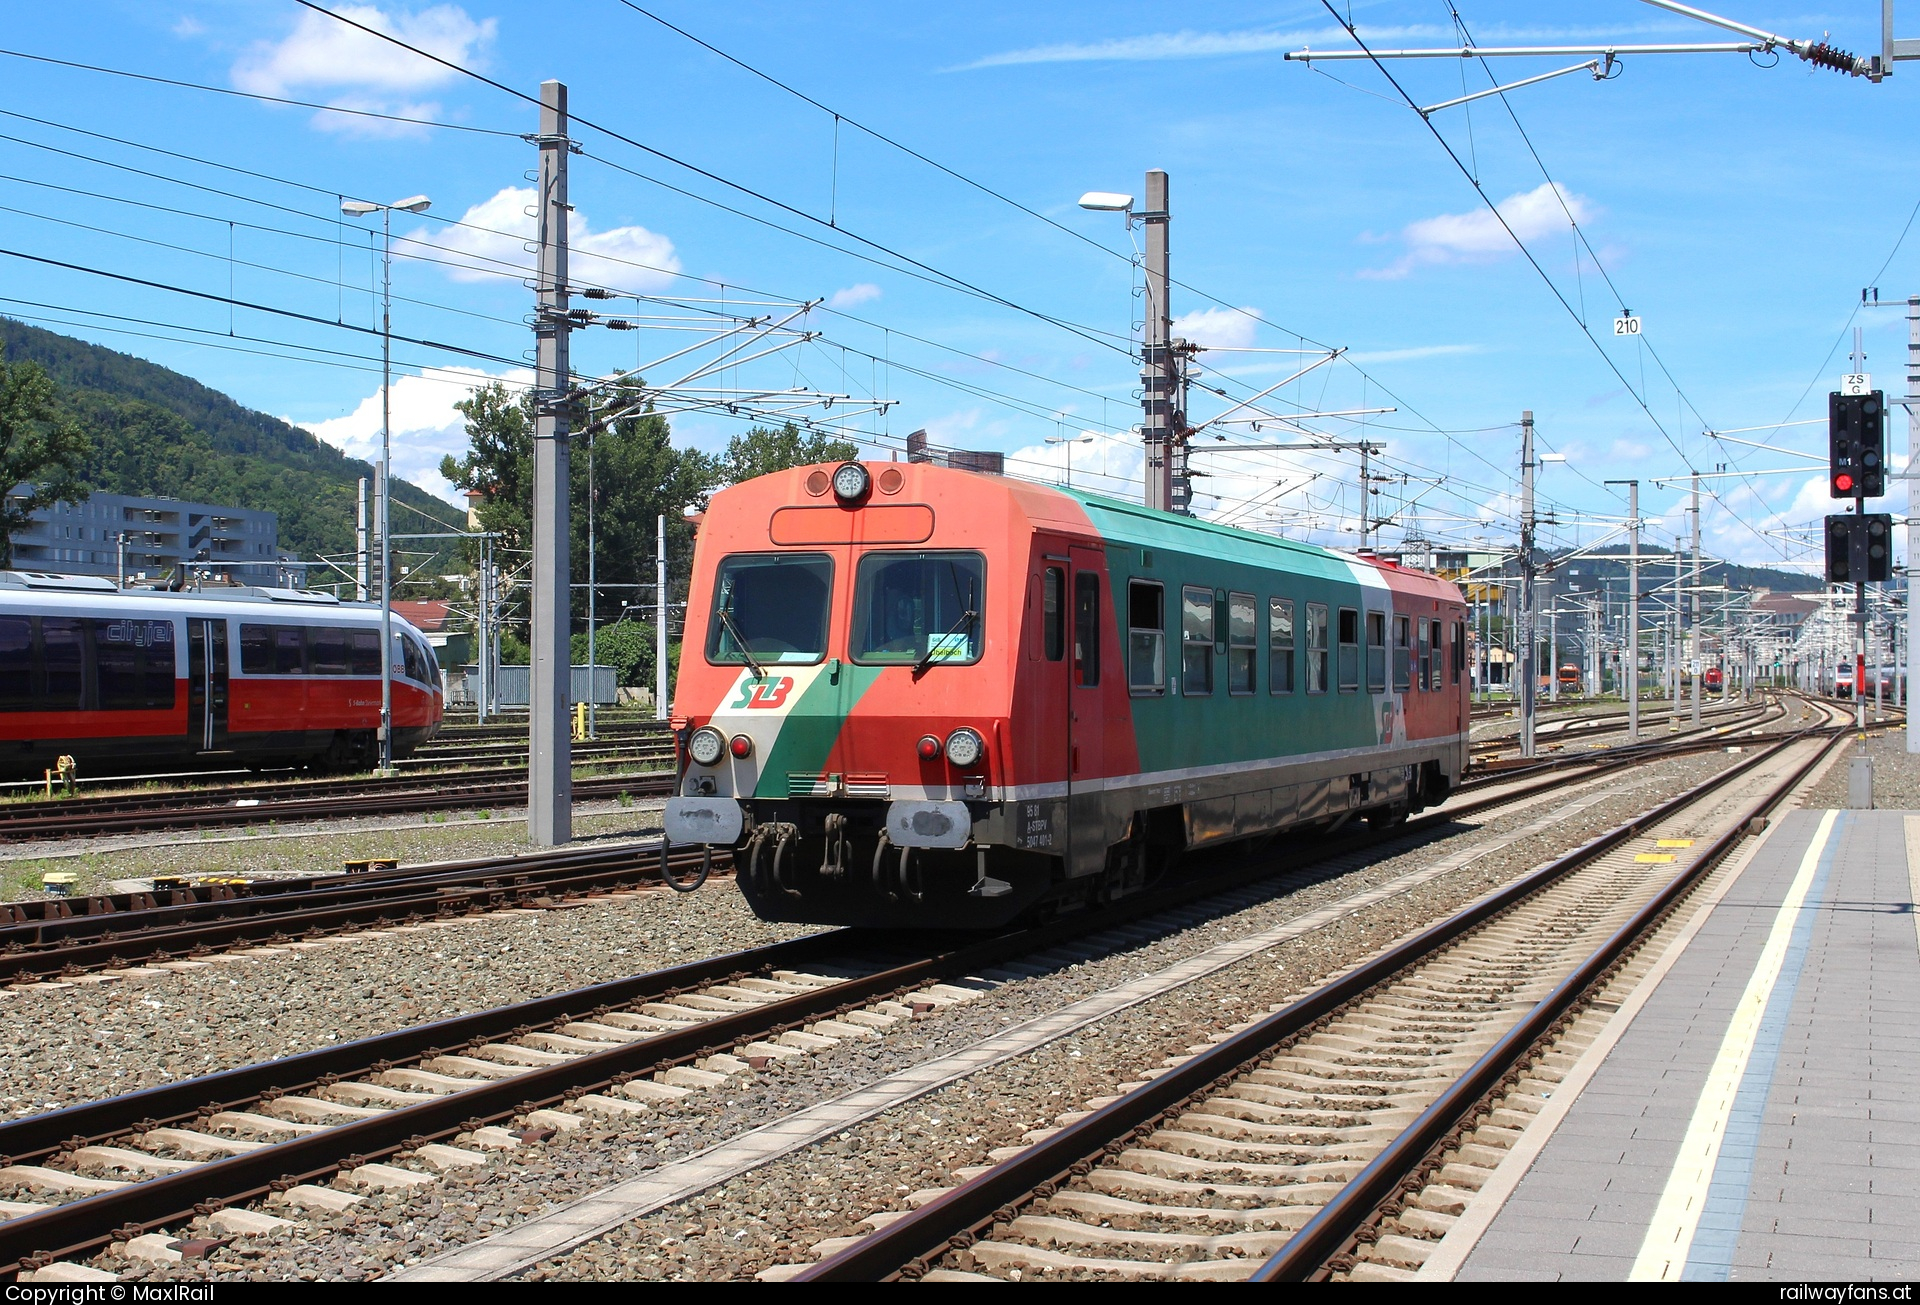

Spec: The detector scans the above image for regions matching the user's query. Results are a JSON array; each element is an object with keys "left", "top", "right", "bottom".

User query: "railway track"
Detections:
[
  {"left": 1468, "top": 698, "right": 1760, "bottom": 755},
  {"left": 0, "top": 698, "right": 1806, "bottom": 980},
  {"left": 0, "top": 841, "right": 724, "bottom": 982},
  {"left": 0, "top": 765, "right": 674, "bottom": 842},
  {"left": 791, "top": 701, "right": 1849, "bottom": 1281},
  {"left": 0, "top": 705, "right": 1828, "bottom": 1278}
]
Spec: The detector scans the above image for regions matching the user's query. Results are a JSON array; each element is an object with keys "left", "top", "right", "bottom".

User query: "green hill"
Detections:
[{"left": 1, "top": 319, "right": 453, "bottom": 567}]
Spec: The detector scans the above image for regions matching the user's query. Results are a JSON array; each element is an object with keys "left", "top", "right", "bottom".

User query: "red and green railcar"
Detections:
[{"left": 666, "top": 460, "right": 1469, "bottom": 928}]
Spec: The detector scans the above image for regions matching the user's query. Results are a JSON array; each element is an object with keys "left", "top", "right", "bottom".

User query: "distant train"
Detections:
[
  {"left": 0, "top": 570, "right": 443, "bottom": 777},
  {"left": 1557, "top": 663, "right": 1581, "bottom": 687},
  {"left": 664, "top": 460, "right": 1470, "bottom": 929}
]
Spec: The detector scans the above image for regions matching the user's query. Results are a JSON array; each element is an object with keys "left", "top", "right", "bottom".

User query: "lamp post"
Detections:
[
  {"left": 342, "top": 194, "right": 430, "bottom": 775},
  {"left": 1080, "top": 180, "right": 1176, "bottom": 511},
  {"left": 1045, "top": 432, "right": 1094, "bottom": 489}
]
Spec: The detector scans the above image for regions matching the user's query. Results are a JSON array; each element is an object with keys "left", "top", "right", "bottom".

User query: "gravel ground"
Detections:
[
  {"left": 0, "top": 874, "right": 810, "bottom": 1121},
  {"left": 1802, "top": 718, "right": 1920, "bottom": 808},
  {"left": 0, "top": 799, "right": 666, "bottom": 899},
  {"left": 91, "top": 741, "right": 1768, "bottom": 1284}
]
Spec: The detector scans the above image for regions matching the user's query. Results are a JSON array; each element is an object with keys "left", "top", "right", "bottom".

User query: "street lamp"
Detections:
[
  {"left": 342, "top": 194, "right": 430, "bottom": 776},
  {"left": 1045, "top": 432, "right": 1094, "bottom": 489}
]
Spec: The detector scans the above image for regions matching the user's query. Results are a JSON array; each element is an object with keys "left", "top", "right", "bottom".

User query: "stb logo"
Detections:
[{"left": 730, "top": 675, "right": 794, "bottom": 710}]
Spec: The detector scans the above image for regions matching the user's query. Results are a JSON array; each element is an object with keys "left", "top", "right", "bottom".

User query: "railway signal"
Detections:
[
  {"left": 1828, "top": 390, "right": 1887, "bottom": 498},
  {"left": 1825, "top": 513, "right": 1894, "bottom": 584}
]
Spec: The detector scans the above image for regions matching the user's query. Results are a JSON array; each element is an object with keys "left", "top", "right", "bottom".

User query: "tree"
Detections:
[
  {"left": 720, "top": 422, "right": 858, "bottom": 485},
  {"left": 572, "top": 618, "right": 658, "bottom": 685},
  {"left": 0, "top": 359, "right": 90, "bottom": 566},
  {"left": 440, "top": 383, "right": 534, "bottom": 557},
  {"left": 440, "top": 380, "right": 720, "bottom": 632}
]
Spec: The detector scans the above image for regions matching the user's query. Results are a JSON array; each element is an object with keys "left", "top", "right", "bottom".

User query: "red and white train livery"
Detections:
[{"left": 0, "top": 570, "right": 443, "bottom": 776}]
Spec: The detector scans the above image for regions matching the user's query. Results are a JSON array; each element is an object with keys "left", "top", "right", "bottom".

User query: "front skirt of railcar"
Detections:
[{"left": 665, "top": 792, "right": 1062, "bottom": 929}]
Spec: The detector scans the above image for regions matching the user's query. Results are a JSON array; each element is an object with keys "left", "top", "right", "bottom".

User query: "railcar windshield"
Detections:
[
  {"left": 850, "top": 551, "right": 985, "bottom": 667},
  {"left": 707, "top": 552, "right": 834, "bottom": 665}
]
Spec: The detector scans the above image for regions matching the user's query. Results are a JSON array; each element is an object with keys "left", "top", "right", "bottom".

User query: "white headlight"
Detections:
[
  {"left": 688, "top": 726, "right": 725, "bottom": 766},
  {"left": 831, "top": 461, "right": 871, "bottom": 502},
  {"left": 944, "top": 727, "right": 985, "bottom": 768}
]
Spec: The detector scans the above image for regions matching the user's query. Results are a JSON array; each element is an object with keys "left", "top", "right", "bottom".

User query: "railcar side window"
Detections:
[
  {"left": 1127, "top": 580, "right": 1164, "bottom": 694},
  {"left": 1043, "top": 568, "right": 1066, "bottom": 662},
  {"left": 42, "top": 618, "right": 84, "bottom": 707},
  {"left": 851, "top": 550, "right": 984, "bottom": 666},
  {"left": 240, "top": 624, "right": 271, "bottom": 675},
  {"left": 308, "top": 627, "right": 351, "bottom": 676},
  {"left": 1306, "top": 603, "right": 1329, "bottom": 694},
  {"left": 272, "top": 626, "right": 304, "bottom": 675},
  {"left": 1073, "top": 572, "right": 1101, "bottom": 688},
  {"left": 1416, "top": 618, "right": 1432, "bottom": 692},
  {"left": 710, "top": 552, "right": 834, "bottom": 666},
  {"left": 1427, "top": 619, "right": 1444, "bottom": 690},
  {"left": 1366, "top": 612, "right": 1388, "bottom": 693},
  {"left": 0, "top": 618, "right": 31, "bottom": 711},
  {"left": 1452, "top": 619, "right": 1465, "bottom": 684},
  {"left": 1268, "top": 598, "right": 1294, "bottom": 695},
  {"left": 1181, "top": 585, "right": 1214, "bottom": 695},
  {"left": 0, "top": 617, "right": 174, "bottom": 712},
  {"left": 402, "top": 635, "right": 434, "bottom": 686},
  {"left": 1227, "top": 592, "right": 1256, "bottom": 695},
  {"left": 1393, "top": 615, "right": 1412, "bottom": 693},
  {"left": 352, "top": 629, "right": 381, "bottom": 675},
  {"left": 1337, "top": 607, "right": 1360, "bottom": 692}
]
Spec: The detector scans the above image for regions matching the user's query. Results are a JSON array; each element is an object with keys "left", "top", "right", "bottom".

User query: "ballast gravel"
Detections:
[
  {"left": 0, "top": 884, "right": 811, "bottom": 1120},
  {"left": 87, "top": 738, "right": 1778, "bottom": 1284}
]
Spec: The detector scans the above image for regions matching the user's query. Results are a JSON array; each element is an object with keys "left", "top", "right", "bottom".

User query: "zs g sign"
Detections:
[{"left": 729, "top": 675, "right": 795, "bottom": 709}]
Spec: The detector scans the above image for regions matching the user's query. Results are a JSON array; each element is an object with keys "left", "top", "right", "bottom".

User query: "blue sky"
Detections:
[{"left": 2, "top": 2, "right": 1915, "bottom": 572}]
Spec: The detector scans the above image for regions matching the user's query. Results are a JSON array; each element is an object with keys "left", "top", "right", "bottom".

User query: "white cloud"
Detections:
[
  {"left": 1347, "top": 344, "right": 1481, "bottom": 365},
  {"left": 1173, "top": 306, "right": 1262, "bottom": 349},
  {"left": 955, "top": 19, "right": 1702, "bottom": 71},
  {"left": 407, "top": 188, "right": 682, "bottom": 289},
  {"left": 1004, "top": 432, "right": 1144, "bottom": 499},
  {"left": 828, "top": 283, "right": 883, "bottom": 310},
  {"left": 1362, "top": 183, "right": 1594, "bottom": 280},
  {"left": 296, "top": 366, "right": 530, "bottom": 505},
  {"left": 172, "top": 16, "right": 206, "bottom": 38},
  {"left": 952, "top": 24, "right": 1455, "bottom": 70},
  {"left": 232, "top": 4, "right": 494, "bottom": 134}
]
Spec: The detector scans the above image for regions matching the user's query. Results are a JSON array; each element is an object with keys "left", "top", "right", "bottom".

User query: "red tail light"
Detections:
[{"left": 916, "top": 735, "right": 942, "bottom": 762}]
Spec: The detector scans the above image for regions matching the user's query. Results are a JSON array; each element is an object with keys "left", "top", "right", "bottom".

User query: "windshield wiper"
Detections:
[
  {"left": 715, "top": 606, "right": 767, "bottom": 679},
  {"left": 913, "top": 608, "right": 977, "bottom": 676}
]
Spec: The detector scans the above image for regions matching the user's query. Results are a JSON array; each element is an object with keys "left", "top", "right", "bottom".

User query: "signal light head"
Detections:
[{"left": 1835, "top": 473, "right": 1855, "bottom": 492}]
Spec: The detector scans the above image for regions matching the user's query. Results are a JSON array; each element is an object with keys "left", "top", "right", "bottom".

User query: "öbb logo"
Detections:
[{"left": 729, "top": 675, "right": 795, "bottom": 710}]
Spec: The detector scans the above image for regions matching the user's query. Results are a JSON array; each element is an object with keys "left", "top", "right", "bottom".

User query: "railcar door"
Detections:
[
  {"left": 186, "top": 619, "right": 229, "bottom": 752},
  {"left": 1066, "top": 544, "right": 1108, "bottom": 879}
]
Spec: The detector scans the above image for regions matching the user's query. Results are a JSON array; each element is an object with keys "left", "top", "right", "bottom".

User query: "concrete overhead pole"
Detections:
[
  {"left": 355, "top": 477, "right": 369, "bottom": 602},
  {"left": 1140, "top": 169, "right": 1174, "bottom": 513},
  {"left": 1519, "top": 411, "right": 1537, "bottom": 760},
  {"left": 1908, "top": 297, "right": 1920, "bottom": 749},
  {"left": 656, "top": 514, "right": 669, "bottom": 721},
  {"left": 1690, "top": 472, "right": 1703, "bottom": 727},
  {"left": 529, "top": 79, "right": 573, "bottom": 847}
]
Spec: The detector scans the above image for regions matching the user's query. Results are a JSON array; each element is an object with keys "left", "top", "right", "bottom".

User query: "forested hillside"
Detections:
[{"left": 0, "top": 320, "right": 447, "bottom": 562}]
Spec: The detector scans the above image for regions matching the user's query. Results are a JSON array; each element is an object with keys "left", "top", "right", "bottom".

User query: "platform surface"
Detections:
[{"left": 1456, "top": 808, "right": 1920, "bottom": 1282}]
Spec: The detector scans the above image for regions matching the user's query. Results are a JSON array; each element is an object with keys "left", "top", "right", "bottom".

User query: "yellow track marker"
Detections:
[{"left": 1635, "top": 853, "right": 1678, "bottom": 863}]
